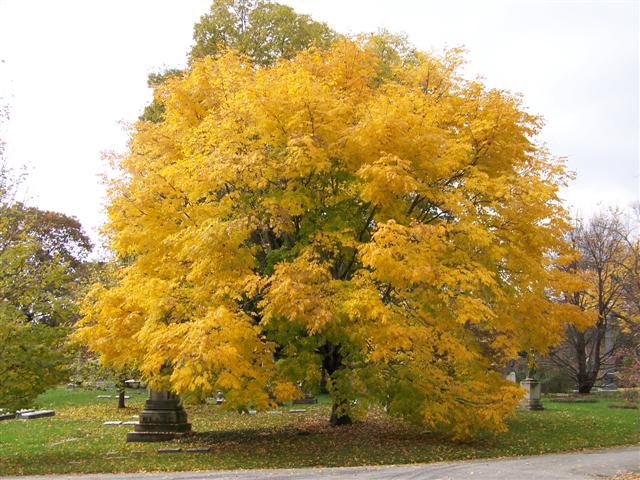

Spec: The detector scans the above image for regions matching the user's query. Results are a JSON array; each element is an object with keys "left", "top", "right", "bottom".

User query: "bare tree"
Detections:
[
  {"left": 550, "top": 209, "right": 640, "bottom": 393},
  {"left": 618, "top": 203, "right": 640, "bottom": 319}
]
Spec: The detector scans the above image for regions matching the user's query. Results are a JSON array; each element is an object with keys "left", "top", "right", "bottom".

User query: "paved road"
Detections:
[{"left": 4, "top": 446, "right": 638, "bottom": 480}]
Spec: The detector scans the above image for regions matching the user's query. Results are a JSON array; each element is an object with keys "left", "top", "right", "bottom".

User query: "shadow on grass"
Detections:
[{"left": 180, "top": 417, "right": 477, "bottom": 454}]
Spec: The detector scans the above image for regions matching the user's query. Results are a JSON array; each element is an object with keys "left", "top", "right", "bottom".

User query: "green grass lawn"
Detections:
[{"left": 0, "top": 387, "right": 638, "bottom": 476}]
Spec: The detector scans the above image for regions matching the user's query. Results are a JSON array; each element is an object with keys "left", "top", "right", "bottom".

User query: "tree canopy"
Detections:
[{"left": 77, "top": 39, "right": 585, "bottom": 438}]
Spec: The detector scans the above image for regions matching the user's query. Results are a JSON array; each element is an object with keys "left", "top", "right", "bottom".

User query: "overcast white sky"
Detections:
[{"left": 0, "top": 0, "right": 638, "bottom": 247}]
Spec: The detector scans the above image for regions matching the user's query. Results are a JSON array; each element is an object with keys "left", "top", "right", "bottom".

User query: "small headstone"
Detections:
[
  {"left": 608, "top": 403, "right": 638, "bottom": 410},
  {"left": 122, "top": 421, "right": 138, "bottom": 425},
  {"left": 289, "top": 408, "right": 307, "bottom": 414},
  {"left": 215, "top": 391, "right": 224, "bottom": 405},
  {"left": 157, "top": 448, "right": 182, "bottom": 454},
  {"left": 103, "top": 421, "right": 123, "bottom": 426},
  {"left": 124, "top": 379, "right": 141, "bottom": 389},
  {"left": 66, "top": 382, "right": 76, "bottom": 389},
  {"left": 20, "top": 410, "right": 55, "bottom": 419},
  {"left": 97, "top": 395, "right": 112, "bottom": 399},
  {"left": 506, "top": 371, "right": 517, "bottom": 383},
  {"left": 185, "top": 447, "right": 211, "bottom": 453},
  {"left": 267, "top": 410, "right": 283, "bottom": 414},
  {"left": 0, "top": 413, "right": 16, "bottom": 421},
  {"left": 248, "top": 409, "right": 257, "bottom": 415}
]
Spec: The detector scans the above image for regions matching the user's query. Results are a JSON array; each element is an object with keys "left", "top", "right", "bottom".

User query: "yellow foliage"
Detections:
[{"left": 76, "top": 39, "right": 578, "bottom": 438}]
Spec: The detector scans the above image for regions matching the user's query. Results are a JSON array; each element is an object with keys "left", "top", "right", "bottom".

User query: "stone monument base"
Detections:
[
  {"left": 519, "top": 378, "right": 544, "bottom": 411},
  {"left": 126, "top": 390, "right": 192, "bottom": 442}
]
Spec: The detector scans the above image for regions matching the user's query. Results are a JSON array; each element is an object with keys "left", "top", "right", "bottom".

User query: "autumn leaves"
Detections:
[{"left": 76, "top": 39, "right": 580, "bottom": 438}]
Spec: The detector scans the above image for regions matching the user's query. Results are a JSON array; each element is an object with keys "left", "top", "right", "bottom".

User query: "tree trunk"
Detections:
[
  {"left": 117, "top": 378, "right": 126, "bottom": 408},
  {"left": 319, "top": 368, "right": 329, "bottom": 395},
  {"left": 575, "top": 320, "right": 608, "bottom": 394},
  {"left": 319, "top": 341, "right": 353, "bottom": 426},
  {"left": 576, "top": 374, "right": 595, "bottom": 394},
  {"left": 330, "top": 400, "right": 352, "bottom": 426}
]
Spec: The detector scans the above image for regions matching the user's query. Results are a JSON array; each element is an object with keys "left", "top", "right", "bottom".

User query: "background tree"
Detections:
[
  {"left": 77, "top": 39, "right": 584, "bottom": 439},
  {"left": 613, "top": 345, "right": 640, "bottom": 388},
  {"left": 190, "top": 0, "right": 335, "bottom": 66},
  {"left": 0, "top": 105, "right": 93, "bottom": 410},
  {"left": 549, "top": 210, "right": 640, "bottom": 393},
  {"left": 619, "top": 203, "right": 640, "bottom": 319}
]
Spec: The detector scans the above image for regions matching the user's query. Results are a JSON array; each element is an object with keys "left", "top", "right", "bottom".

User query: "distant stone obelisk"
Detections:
[
  {"left": 519, "top": 351, "right": 544, "bottom": 411},
  {"left": 126, "top": 390, "right": 192, "bottom": 442}
]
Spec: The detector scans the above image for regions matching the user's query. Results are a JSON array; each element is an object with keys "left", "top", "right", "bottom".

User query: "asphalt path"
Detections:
[{"left": 3, "top": 445, "right": 638, "bottom": 480}]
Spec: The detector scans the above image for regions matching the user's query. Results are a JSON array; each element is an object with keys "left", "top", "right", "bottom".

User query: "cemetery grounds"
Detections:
[{"left": 0, "top": 387, "right": 638, "bottom": 476}]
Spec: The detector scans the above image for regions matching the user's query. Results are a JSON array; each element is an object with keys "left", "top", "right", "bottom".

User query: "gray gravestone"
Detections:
[
  {"left": 506, "top": 371, "right": 517, "bottom": 383},
  {"left": 126, "top": 390, "right": 191, "bottom": 442},
  {"left": 20, "top": 410, "right": 55, "bottom": 419},
  {"left": 157, "top": 448, "right": 182, "bottom": 454},
  {"left": 519, "top": 378, "right": 544, "bottom": 410},
  {"left": 186, "top": 447, "right": 211, "bottom": 453}
]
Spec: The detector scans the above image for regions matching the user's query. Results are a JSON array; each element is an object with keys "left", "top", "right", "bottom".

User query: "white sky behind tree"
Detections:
[{"left": 0, "top": 0, "right": 638, "bottom": 249}]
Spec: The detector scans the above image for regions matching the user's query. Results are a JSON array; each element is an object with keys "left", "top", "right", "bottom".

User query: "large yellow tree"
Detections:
[{"left": 77, "top": 39, "right": 583, "bottom": 438}]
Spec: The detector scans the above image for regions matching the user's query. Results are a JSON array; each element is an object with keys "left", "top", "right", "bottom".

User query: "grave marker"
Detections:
[
  {"left": 20, "top": 410, "right": 55, "bottom": 419},
  {"left": 126, "top": 390, "right": 191, "bottom": 442}
]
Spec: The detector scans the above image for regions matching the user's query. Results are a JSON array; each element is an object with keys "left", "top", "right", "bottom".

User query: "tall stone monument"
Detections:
[
  {"left": 519, "top": 377, "right": 544, "bottom": 410},
  {"left": 519, "top": 351, "right": 544, "bottom": 411},
  {"left": 126, "top": 390, "right": 192, "bottom": 442}
]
